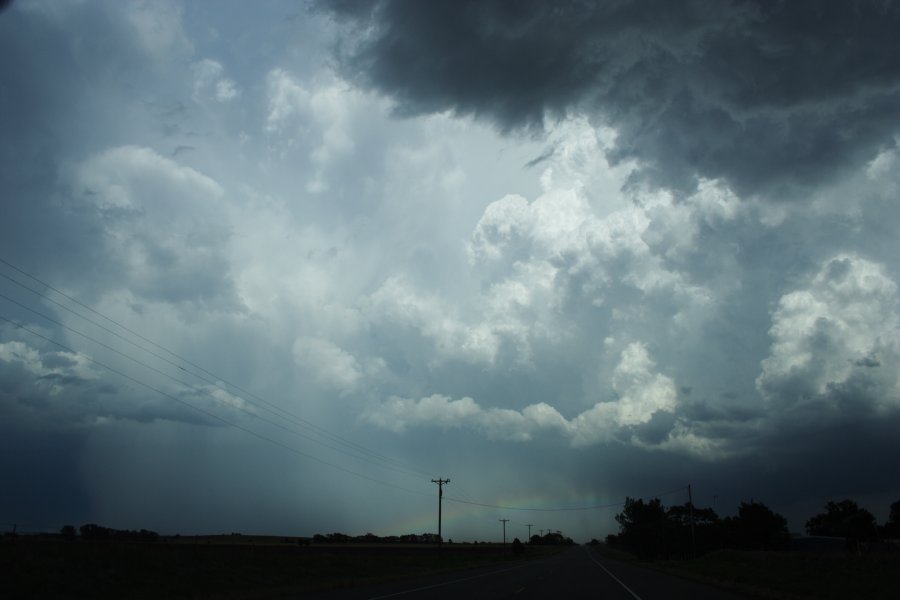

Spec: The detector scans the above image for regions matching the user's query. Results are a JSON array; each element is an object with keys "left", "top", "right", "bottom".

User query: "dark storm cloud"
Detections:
[
  {"left": 0, "top": 423, "right": 91, "bottom": 530},
  {"left": 322, "top": 0, "right": 900, "bottom": 196},
  {"left": 611, "top": 409, "right": 900, "bottom": 529}
]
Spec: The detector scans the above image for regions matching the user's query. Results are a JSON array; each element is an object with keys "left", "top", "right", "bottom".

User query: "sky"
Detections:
[{"left": 1, "top": 0, "right": 899, "bottom": 543}]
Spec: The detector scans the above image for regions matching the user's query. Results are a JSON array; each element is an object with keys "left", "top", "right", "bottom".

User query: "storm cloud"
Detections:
[
  {"left": 326, "top": 0, "right": 900, "bottom": 196},
  {"left": 1, "top": 0, "right": 899, "bottom": 541}
]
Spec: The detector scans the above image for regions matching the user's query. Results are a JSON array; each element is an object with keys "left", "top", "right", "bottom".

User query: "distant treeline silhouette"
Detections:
[
  {"left": 528, "top": 531, "right": 575, "bottom": 546},
  {"left": 309, "top": 531, "right": 574, "bottom": 545},
  {"left": 311, "top": 532, "right": 442, "bottom": 544},
  {"left": 55, "top": 523, "right": 159, "bottom": 542},
  {"left": 601, "top": 497, "right": 900, "bottom": 560}
]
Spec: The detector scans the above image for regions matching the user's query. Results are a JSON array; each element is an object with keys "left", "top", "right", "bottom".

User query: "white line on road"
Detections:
[{"left": 585, "top": 547, "right": 644, "bottom": 600}]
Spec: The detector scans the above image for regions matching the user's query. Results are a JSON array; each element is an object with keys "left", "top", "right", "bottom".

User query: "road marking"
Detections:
[
  {"left": 367, "top": 561, "right": 533, "bottom": 599},
  {"left": 585, "top": 547, "right": 644, "bottom": 600}
]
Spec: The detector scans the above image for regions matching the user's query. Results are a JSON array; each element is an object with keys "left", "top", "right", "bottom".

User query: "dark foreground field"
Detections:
[
  {"left": 1, "top": 537, "right": 562, "bottom": 599},
  {"left": 594, "top": 544, "right": 900, "bottom": 600},
  {"left": 657, "top": 549, "right": 900, "bottom": 600}
]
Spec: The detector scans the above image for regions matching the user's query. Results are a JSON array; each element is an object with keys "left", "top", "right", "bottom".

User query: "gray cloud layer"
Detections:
[{"left": 325, "top": 0, "right": 900, "bottom": 196}]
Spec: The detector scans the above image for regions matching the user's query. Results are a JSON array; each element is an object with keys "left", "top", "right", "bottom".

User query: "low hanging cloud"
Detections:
[
  {"left": 365, "top": 341, "right": 678, "bottom": 447},
  {"left": 0, "top": 334, "right": 249, "bottom": 429},
  {"left": 0, "top": 339, "right": 99, "bottom": 397},
  {"left": 323, "top": 0, "right": 900, "bottom": 197}
]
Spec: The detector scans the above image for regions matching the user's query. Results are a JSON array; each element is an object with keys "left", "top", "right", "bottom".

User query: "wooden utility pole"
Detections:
[
  {"left": 499, "top": 519, "right": 509, "bottom": 544},
  {"left": 526, "top": 524, "right": 533, "bottom": 542},
  {"left": 431, "top": 478, "right": 450, "bottom": 545}
]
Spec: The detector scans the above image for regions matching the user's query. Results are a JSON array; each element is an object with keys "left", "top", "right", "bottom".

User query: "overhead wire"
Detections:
[
  {"left": 0, "top": 292, "right": 430, "bottom": 481},
  {"left": 443, "top": 485, "right": 689, "bottom": 512},
  {"left": 0, "top": 258, "right": 434, "bottom": 480},
  {"left": 0, "top": 267, "right": 424, "bottom": 475},
  {"left": 0, "top": 257, "right": 690, "bottom": 517},
  {"left": 0, "top": 313, "right": 434, "bottom": 501}
]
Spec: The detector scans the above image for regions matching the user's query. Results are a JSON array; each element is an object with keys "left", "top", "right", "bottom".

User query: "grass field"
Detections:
[
  {"left": 657, "top": 550, "right": 900, "bottom": 600},
  {"left": 592, "top": 544, "right": 900, "bottom": 599},
  {"left": 2, "top": 536, "right": 564, "bottom": 599}
]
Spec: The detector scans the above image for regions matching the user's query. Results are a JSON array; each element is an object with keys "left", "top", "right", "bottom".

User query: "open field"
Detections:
[
  {"left": 592, "top": 544, "right": 900, "bottom": 599},
  {"left": 1, "top": 536, "right": 564, "bottom": 599},
  {"left": 658, "top": 550, "right": 900, "bottom": 600}
]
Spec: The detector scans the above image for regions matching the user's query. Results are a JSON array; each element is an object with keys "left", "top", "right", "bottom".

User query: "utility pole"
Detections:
[
  {"left": 539, "top": 529, "right": 544, "bottom": 537},
  {"left": 688, "top": 483, "right": 696, "bottom": 558},
  {"left": 526, "top": 524, "right": 533, "bottom": 542},
  {"left": 499, "top": 519, "right": 509, "bottom": 544},
  {"left": 432, "top": 478, "right": 450, "bottom": 546}
]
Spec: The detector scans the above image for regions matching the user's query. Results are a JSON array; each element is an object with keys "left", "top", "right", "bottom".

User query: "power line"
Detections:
[
  {"left": 443, "top": 486, "right": 688, "bottom": 512},
  {"left": 0, "top": 290, "right": 431, "bottom": 481},
  {"left": 0, "top": 258, "right": 693, "bottom": 518},
  {"left": 0, "top": 259, "right": 433, "bottom": 480},
  {"left": 0, "top": 313, "right": 434, "bottom": 502},
  {"left": 0, "top": 268, "right": 419, "bottom": 474}
]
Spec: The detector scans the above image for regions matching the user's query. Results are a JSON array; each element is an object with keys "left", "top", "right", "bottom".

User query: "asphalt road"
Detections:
[{"left": 312, "top": 545, "right": 752, "bottom": 599}]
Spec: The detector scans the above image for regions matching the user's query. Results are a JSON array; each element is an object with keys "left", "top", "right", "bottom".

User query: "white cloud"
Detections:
[
  {"left": 264, "top": 69, "right": 374, "bottom": 192},
  {"left": 757, "top": 254, "right": 900, "bottom": 413},
  {"left": 365, "top": 342, "right": 679, "bottom": 448},
  {"left": 69, "top": 145, "right": 238, "bottom": 308},
  {"left": 121, "top": 0, "right": 191, "bottom": 62},
  {"left": 0, "top": 341, "right": 98, "bottom": 396},
  {"left": 191, "top": 59, "right": 239, "bottom": 103},
  {"left": 571, "top": 342, "right": 679, "bottom": 445},
  {"left": 366, "top": 276, "right": 502, "bottom": 366},
  {"left": 265, "top": 68, "right": 311, "bottom": 133},
  {"left": 292, "top": 336, "right": 363, "bottom": 392},
  {"left": 204, "top": 385, "right": 251, "bottom": 412}
]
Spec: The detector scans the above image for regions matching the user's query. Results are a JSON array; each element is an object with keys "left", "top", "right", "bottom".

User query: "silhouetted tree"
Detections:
[
  {"left": 806, "top": 500, "right": 877, "bottom": 550},
  {"left": 528, "top": 531, "right": 572, "bottom": 546},
  {"left": 725, "top": 501, "right": 789, "bottom": 550},
  {"left": 79, "top": 523, "right": 110, "bottom": 540},
  {"left": 882, "top": 500, "right": 900, "bottom": 539},
  {"left": 137, "top": 528, "right": 159, "bottom": 542},
  {"left": 666, "top": 502, "right": 721, "bottom": 556},
  {"left": 614, "top": 497, "right": 669, "bottom": 559},
  {"left": 511, "top": 537, "right": 525, "bottom": 555},
  {"left": 60, "top": 525, "right": 77, "bottom": 540}
]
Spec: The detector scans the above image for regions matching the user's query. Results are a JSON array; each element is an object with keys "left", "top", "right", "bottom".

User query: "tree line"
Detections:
[
  {"left": 601, "top": 497, "right": 900, "bottom": 560},
  {"left": 57, "top": 523, "right": 160, "bottom": 542}
]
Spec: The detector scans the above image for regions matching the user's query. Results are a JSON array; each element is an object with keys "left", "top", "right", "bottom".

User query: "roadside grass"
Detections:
[
  {"left": 1, "top": 537, "right": 564, "bottom": 599},
  {"left": 656, "top": 550, "right": 900, "bottom": 600},
  {"left": 590, "top": 544, "right": 900, "bottom": 599}
]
